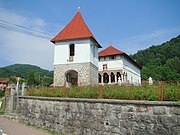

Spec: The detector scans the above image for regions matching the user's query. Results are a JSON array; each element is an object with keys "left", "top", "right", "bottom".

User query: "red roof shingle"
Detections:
[
  {"left": 98, "top": 45, "right": 124, "bottom": 57},
  {"left": 98, "top": 45, "right": 142, "bottom": 69},
  {"left": 51, "top": 11, "right": 101, "bottom": 48}
]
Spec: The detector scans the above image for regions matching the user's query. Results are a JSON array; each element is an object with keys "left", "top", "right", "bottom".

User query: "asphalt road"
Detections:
[{"left": 0, "top": 117, "right": 49, "bottom": 135}]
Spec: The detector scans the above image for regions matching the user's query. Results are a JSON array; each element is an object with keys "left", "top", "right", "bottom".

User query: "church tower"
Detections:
[{"left": 51, "top": 10, "right": 102, "bottom": 87}]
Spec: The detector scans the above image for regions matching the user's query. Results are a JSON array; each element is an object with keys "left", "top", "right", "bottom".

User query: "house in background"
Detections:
[
  {"left": 98, "top": 46, "right": 142, "bottom": 85},
  {"left": 0, "top": 78, "right": 9, "bottom": 90}
]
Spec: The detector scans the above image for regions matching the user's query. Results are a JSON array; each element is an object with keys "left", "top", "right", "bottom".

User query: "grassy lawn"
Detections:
[{"left": 25, "top": 83, "right": 180, "bottom": 101}]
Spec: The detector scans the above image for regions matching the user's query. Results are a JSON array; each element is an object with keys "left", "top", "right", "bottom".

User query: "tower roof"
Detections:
[
  {"left": 98, "top": 45, "right": 124, "bottom": 57},
  {"left": 51, "top": 11, "right": 101, "bottom": 48}
]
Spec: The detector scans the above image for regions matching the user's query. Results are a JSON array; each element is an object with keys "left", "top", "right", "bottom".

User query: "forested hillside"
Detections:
[
  {"left": 132, "top": 35, "right": 180, "bottom": 81},
  {"left": 0, "top": 64, "right": 53, "bottom": 86}
]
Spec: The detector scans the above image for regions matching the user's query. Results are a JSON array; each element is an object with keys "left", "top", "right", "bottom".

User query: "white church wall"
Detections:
[
  {"left": 54, "top": 44, "right": 68, "bottom": 65},
  {"left": 90, "top": 40, "right": 99, "bottom": 67},
  {"left": 53, "top": 39, "right": 92, "bottom": 65},
  {"left": 122, "top": 57, "right": 141, "bottom": 85},
  {"left": 98, "top": 59, "right": 124, "bottom": 71}
]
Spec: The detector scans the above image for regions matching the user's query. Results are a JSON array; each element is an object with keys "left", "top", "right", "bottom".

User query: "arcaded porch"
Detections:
[{"left": 98, "top": 69, "right": 127, "bottom": 84}]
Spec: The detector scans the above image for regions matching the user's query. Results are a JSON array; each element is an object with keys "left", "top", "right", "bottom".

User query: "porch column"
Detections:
[
  {"left": 121, "top": 74, "right": 124, "bottom": 83},
  {"left": 115, "top": 74, "right": 117, "bottom": 84},
  {"left": 101, "top": 75, "right": 104, "bottom": 84},
  {"left": 108, "top": 74, "right": 111, "bottom": 84}
]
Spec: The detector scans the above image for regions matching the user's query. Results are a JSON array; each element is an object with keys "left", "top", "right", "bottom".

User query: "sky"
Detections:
[{"left": 0, "top": 0, "right": 180, "bottom": 70}]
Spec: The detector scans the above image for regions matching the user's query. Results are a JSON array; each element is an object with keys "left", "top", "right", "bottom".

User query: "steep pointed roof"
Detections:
[
  {"left": 51, "top": 11, "right": 101, "bottom": 48},
  {"left": 98, "top": 45, "right": 124, "bottom": 57}
]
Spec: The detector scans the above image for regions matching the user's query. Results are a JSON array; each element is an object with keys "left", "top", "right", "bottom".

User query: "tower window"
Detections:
[{"left": 70, "top": 44, "right": 75, "bottom": 56}]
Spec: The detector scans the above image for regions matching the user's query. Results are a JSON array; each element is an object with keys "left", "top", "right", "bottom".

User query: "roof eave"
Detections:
[
  {"left": 123, "top": 53, "right": 142, "bottom": 69},
  {"left": 50, "top": 36, "right": 102, "bottom": 48},
  {"left": 98, "top": 53, "right": 124, "bottom": 57},
  {"left": 90, "top": 37, "right": 102, "bottom": 48}
]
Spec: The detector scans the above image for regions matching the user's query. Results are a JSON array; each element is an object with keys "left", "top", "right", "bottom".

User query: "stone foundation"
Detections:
[
  {"left": 54, "top": 62, "right": 98, "bottom": 86},
  {"left": 17, "top": 96, "right": 180, "bottom": 135}
]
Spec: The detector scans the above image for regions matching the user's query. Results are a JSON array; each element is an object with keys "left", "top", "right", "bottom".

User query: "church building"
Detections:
[
  {"left": 51, "top": 10, "right": 102, "bottom": 87},
  {"left": 51, "top": 10, "right": 141, "bottom": 87}
]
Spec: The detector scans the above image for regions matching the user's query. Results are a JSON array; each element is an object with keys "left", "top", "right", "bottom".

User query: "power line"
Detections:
[{"left": 0, "top": 19, "right": 54, "bottom": 39}]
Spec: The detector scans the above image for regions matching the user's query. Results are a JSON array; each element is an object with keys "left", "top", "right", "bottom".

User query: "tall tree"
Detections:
[
  {"left": 27, "top": 70, "right": 36, "bottom": 85},
  {"left": 132, "top": 35, "right": 180, "bottom": 81}
]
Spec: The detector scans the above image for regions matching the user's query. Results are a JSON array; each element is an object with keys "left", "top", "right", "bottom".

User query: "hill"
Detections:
[
  {"left": 0, "top": 64, "right": 53, "bottom": 86},
  {"left": 131, "top": 35, "right": 180, "bottom": 81}
]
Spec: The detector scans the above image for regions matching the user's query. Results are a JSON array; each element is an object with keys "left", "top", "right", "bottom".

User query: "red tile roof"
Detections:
[
  {"left": 0, "top": 78, "right": 9, "bottom": 83},
  {"left": 99, "top": 46, "right": 142, "bottom": 69},
  {"left": 51, "top": 11, "right": 101, "bottom": 48},
  {"left": 98, "top": 45, "right": 124, "bottom": 57}
]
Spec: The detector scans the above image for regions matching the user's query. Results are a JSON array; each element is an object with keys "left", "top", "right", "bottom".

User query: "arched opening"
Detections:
[
  {"left": 98, "top": 74, "right": 101, "bottom": 83},
  {"left": 66, "top": 70, "right": 78, "bottom": 87},
  {"left": 103, "top": 73, "right": 109, "bottom": 83},
  {"left": 117, "top": 72, "right": 121, "bottom": 83},
  {"left": 111, "top": 72, "right": 115, "bottom": 83}
]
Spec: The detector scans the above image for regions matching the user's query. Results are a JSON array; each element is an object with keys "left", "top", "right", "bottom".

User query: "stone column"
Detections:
[
  {"left": 101, "top": 75, "right": 104, "bottom": 85},
  {"left": 121, "top": 74, "right": 124, "bottom": 83},
  {"left": 115, "top": 74, "right": 117, "bottom": 84},
  {"left": 108, "top": 74, "right": 111, "bottom": 84}
]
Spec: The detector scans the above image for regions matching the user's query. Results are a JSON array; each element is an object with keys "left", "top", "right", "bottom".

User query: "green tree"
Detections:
[
  {"left": 27, "top": 70, "right": 36, "bottom": 85},
  {"left": 132, "top": 35, "right": 180, "bottom": 81}
]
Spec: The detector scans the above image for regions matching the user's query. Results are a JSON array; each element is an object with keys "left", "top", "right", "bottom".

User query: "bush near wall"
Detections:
[{"left": 25, "top": 82, "right": 180, "bottom": 101}]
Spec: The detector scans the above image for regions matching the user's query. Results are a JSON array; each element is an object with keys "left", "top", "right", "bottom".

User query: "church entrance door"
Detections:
[{"left": 66, "top": 70, "right": 78, "bottom": 87}]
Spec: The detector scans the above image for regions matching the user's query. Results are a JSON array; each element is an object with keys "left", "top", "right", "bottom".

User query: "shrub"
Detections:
[
  {"left": 25, "top": 83, "right": 180, "bottom": 101},
  {"left": 0, "top": 90, "right": 5, "bottom": 98}
]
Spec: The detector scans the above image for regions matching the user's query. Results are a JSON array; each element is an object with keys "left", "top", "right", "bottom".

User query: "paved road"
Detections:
[{"left": 0, "top": 117, "right": 49, "bottom": 135}]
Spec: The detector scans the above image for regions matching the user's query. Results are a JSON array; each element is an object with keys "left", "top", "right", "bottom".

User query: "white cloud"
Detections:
[
  {"left": 116, "top": 28, "right": 180, "bottom": 54},
  {"left": 0, "top": 7, "right": 54, "bottom": 70}
]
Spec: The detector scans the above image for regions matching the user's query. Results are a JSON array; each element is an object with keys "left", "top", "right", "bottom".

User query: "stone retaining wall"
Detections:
[{"left": 17, "top": 96, "right": 180, "bottom": 135}]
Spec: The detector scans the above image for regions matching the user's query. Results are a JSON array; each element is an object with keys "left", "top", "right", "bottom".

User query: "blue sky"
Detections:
[{"left": 0, "top": 0, "right": 180, "bottom": 70}]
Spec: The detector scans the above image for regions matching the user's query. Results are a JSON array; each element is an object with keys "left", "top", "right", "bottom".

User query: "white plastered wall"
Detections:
[
  {"left": 53, "top": 39, "right": 98, "bottom": 67},
  {"left": 122, "top": 57, "right": 141, "bottom": 85}
]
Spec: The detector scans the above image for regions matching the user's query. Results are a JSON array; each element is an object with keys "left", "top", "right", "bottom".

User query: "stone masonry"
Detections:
[
  {"left": 54, "top": 62, "right": 98, "bottom": 86},
  {"left": 17, "top": 96, "right": 180, "bottom": 135}
]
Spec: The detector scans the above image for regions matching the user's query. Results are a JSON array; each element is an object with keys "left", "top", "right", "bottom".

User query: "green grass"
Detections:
[{"left": 25, "top": 83, "right": 180, "bottom": 101}]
